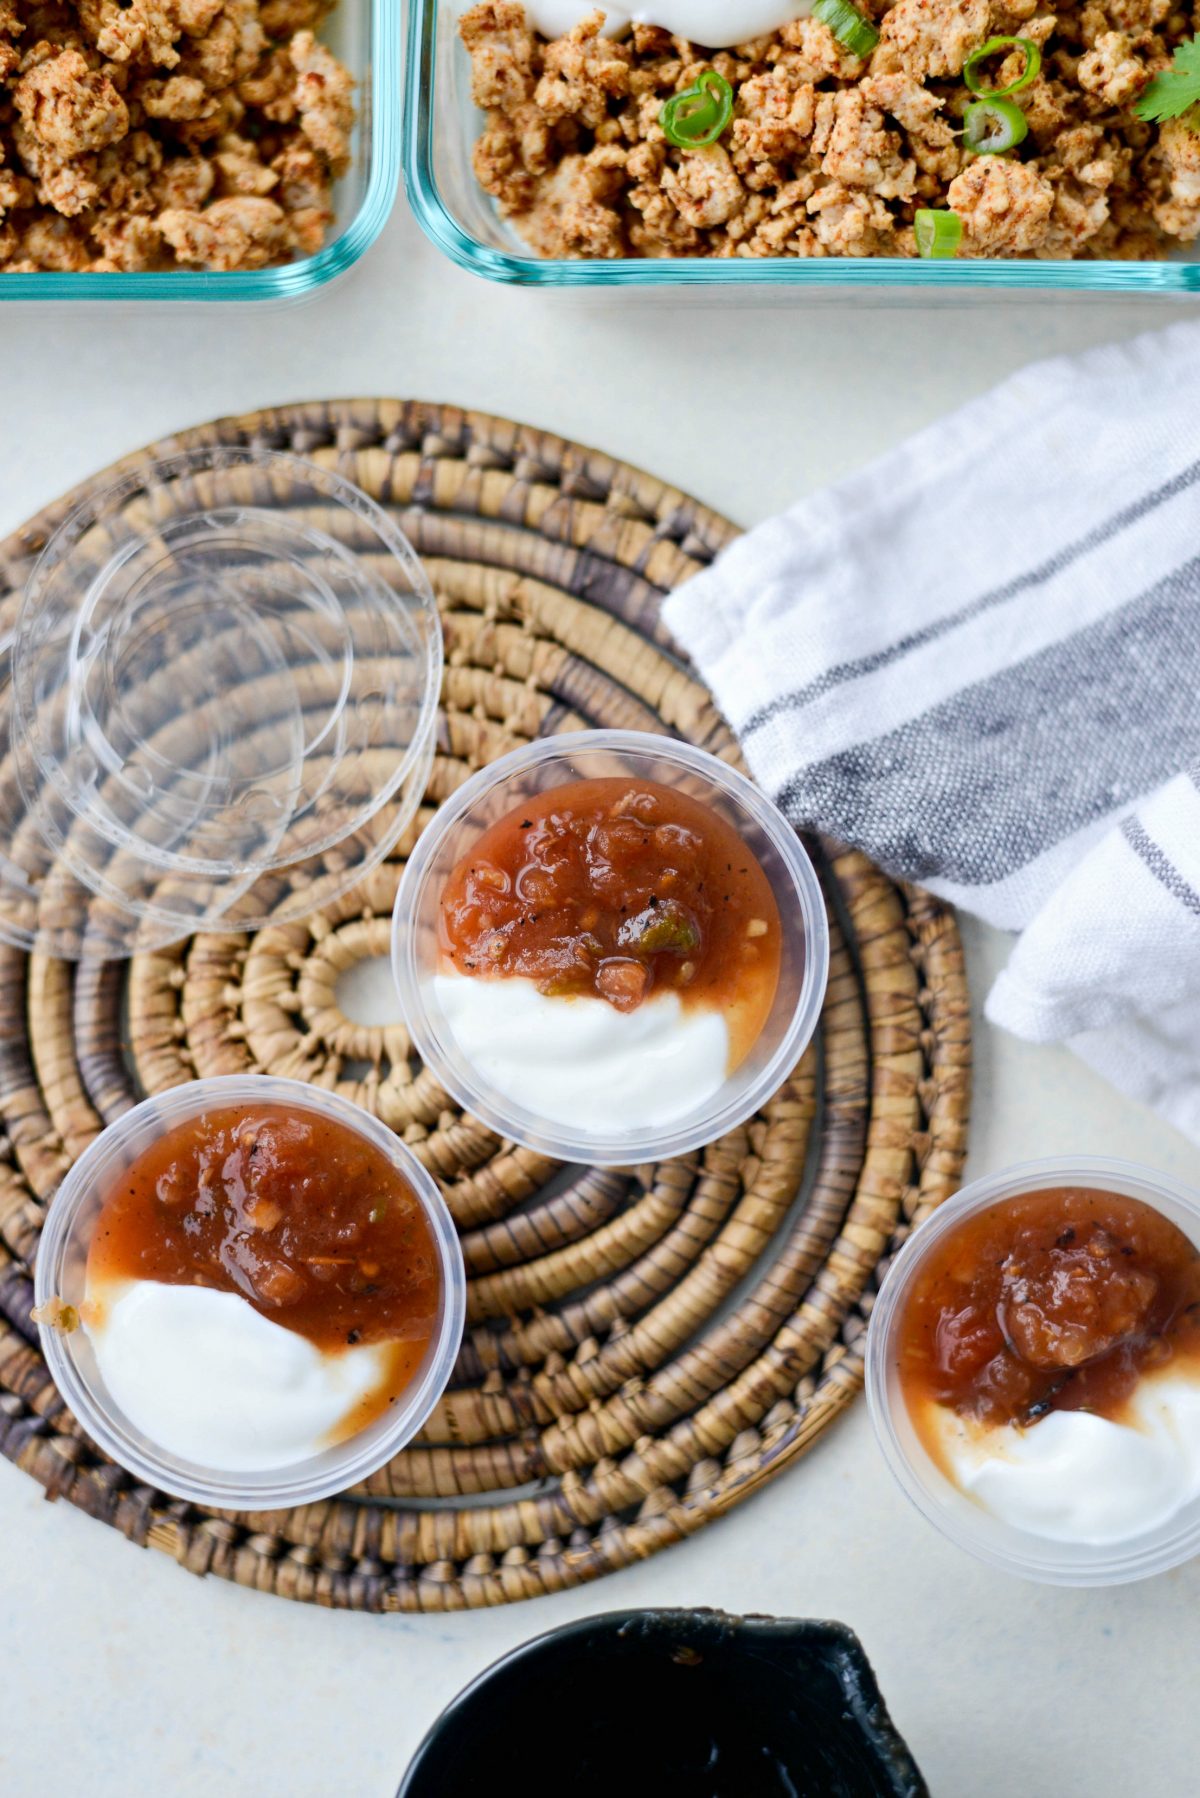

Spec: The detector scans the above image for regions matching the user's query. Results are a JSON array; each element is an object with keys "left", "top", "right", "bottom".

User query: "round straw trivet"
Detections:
[{"left": 0, "top": 401, "right": 971, "bottom": 1613}]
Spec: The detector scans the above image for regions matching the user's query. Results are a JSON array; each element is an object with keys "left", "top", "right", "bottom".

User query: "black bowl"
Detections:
[{"left": 398, "top": 1607, "right": 928, "bottom": 1798}]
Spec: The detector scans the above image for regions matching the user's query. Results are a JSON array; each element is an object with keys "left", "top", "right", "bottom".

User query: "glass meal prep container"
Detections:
[
  {"left": 0, "top": 0, "right": 399, "bottom": 304},
  {"left": 404, "top": 0, "right": 1200, "bottom": 295}
]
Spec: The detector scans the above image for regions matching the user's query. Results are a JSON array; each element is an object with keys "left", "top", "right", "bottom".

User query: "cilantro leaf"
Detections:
[{"left": 1134, "top": 36, "right": 1200, "bottom": 123}]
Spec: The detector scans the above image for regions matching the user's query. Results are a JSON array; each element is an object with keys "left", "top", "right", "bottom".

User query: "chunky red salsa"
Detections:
[
  {"left": 86, "top": 1103, "right": 440, "bottom": 1437},
  {"left": 897, "top": 1187, "right": 1200, "bottom": 1435},
  {"left": 439, "top": 777, "right": 782, "bottom": 1065}
]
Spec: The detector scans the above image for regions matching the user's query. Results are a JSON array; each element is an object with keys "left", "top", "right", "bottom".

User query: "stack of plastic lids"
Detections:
[{"left": 2, "top": 446, "right": 441, "bottom": 959}]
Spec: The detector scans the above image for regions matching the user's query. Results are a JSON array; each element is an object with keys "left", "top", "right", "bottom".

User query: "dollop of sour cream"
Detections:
[
  {"left": 929, "top": 1375, "right": 1200, "bottom": 1545},
  {"left": 431, "top": 971, "right": 729, "bottom": 1134},
  {"left": 86, "top": 1280, "right": 392, "bottom": 1471},
  {"left": 466, "top": 2, "right": 817, "bottom": 49}
]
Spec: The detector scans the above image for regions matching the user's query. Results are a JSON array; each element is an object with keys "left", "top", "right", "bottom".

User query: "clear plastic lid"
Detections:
[{"left": 3, "top": 448, "right": 441, "bottom": 958}]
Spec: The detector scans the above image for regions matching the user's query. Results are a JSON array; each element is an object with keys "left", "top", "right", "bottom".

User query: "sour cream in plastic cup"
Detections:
[
  {"left": 34, "top": 1075, "right": 465, "bottom": 1510},
  {"left": 391, "top": 731, "right": 829, "bottom": 1167},
  {"left": 866, "top": 1155, "right": 1200, "bottom": 1586}
]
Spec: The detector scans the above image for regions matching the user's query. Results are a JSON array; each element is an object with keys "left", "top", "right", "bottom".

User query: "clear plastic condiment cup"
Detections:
[
  {"left": 5, "top": 447, "right": 441, "bottom": 959},
  {"left": 34, "top": 1075, "right": 466, "bottom": 1510},
  {"left": 391, "top": 730, "right": 830, "bottom": 1167},
  {"left": 866, "top": 1155, "right": 1200, "bottom": 1586}
]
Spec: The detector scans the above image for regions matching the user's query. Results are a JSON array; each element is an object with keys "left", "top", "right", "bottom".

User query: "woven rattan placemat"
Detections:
[{"left": 0, "top": 401, "right": 970, "bottom": 1613}]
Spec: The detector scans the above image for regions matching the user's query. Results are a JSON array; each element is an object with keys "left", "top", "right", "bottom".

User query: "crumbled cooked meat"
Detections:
[
  {"left": 14, "top": 46, "right": 127, "bottom": 161},
  {"left": 1077, "top": 28, "right": 1156, "bottom": 103},
  {"left": 78, "top": 0, "right": 225, "bottom": 68},
  {"left": 0, "top": 165, "right": 35, "bottom": 218},
  {"left": 460, "top": 0, "right": 1199, "bottom": 261},
  {"left": 812, "top": 89, "right": 917, "bottom": 199},
  {"left": 259, "top": 0, "right": 330, "bottom": 33},
  {"left": 289, "top": 25, "right": 352, "bottom": 175},
  {"left": 521, "top": 146, "right": 626, "bottom": 255},
  {"left": 732, "top": 68, "right": 819, "bottom": 164},
  {"left": 158, "top": 190, "right": 287, "bottom": 266},
  {"left": 1098, "top": 0, "right": 1172, "bottom": 29},
  {"left": 17, "top": 208, "right": 91, "bottom": 266},
  {"left": 0, "top": 0, "right": 354, "bottom": 273},
  {"left": 808, "top": 182, "right": 896, "bottom": 252},
  {"left": 236, "top": 40, "right": 296, "bottom": 115},
  {"left": 139, "top": 73, "right": 219, "bottom": 120},
  {"left": 178, "top": 0, "right": 264, "bottom": 90},
  {"left": 535, "top": 10, "right": 631, "bottom": 128},
  {"left": 271, "top": 136, "right": 331, "bottom": 250},
  {"left": 662, "top": 142, "right": 744, "bottom": 228},
  {"left": 948, "top": 155, "right": 1056, "bottom": 253},
  {"left": 1021, "top": 73, "right": 1075, "bottom": 146},
  {"left": 1030, "top": 166, "right": 1112, "bottom": 253},
  {"left": 1151, "top": 116, "right": 1200, "bottom": 237},
  {"left": 860, "top": 71, "right": 955, "bottom": 148},
  {"left": 90, "top": 206, "right": 162, "bottom": 267},
  {"left": 461, "top": 0, "right": 538, "bottom": 109},
  {"left": 876, "top": 0, "right": 992, "bottom": 79},
  {"left": 781, "top": 15, "right": 870, "bottom": 80},
  {"left": 213, "top": 129, "right": 277, "bottom": 194},
  {"left": 155, "top": 149, "right": 215, "bottom": 207}
]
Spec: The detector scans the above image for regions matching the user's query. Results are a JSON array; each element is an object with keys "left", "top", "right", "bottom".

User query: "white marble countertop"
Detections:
[{"left": 2, "top": 201, "right": 1200, "bottom": 1797}]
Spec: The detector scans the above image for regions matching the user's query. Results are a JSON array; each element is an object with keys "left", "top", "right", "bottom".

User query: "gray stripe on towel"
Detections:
[
  {"left": 774, "top": 569, "right": 1200, "bottom": 887},
  {"left": 1121, "top": 816, "right": 1200, "bottom": 918},
  {"left": 742, "top": 454, "right": 1200, "bottom": 740}
]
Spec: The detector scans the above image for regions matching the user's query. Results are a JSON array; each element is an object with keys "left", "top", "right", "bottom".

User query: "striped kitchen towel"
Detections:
[{"left": 661, "top": 318, "right": 1200, "bottom": 1144}]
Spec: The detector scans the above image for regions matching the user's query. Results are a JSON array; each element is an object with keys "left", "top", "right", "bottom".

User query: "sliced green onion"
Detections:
[
  {"left": 963, "top": 95, "right": 1029, "bottom": 154},
  {"left": 914, "top": 208, "right": 963, "bottom": 258},
  {"left": 659, "top": 69, "right": 734, "bottom": 148},
  {"left": 813, "top": 0, "right": 880, "bottom": 58},
  {"left": 963, "top": 34, "right": 1042, "bottom": 97}
]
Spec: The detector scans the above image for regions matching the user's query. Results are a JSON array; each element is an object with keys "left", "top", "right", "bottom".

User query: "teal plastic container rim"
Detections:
[
  {"left": 403, "top": 0, "right": 1200, "bottom": 293},
  {"left": 0, "top": 0, "right": 400, "bottom": 303}
]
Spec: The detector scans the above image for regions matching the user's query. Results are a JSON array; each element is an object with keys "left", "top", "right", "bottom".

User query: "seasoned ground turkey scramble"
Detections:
[
  {"left": 0, "top": 0, "right": 354, "bottom": 272},
  {"left": 460, "top": 0, "right": 1200, "bottom": 257}
]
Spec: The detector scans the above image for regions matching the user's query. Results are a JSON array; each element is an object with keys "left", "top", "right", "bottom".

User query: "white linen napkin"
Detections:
[{"left": 661, "top": 319, "right": 1200, "bottom": 1144}]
